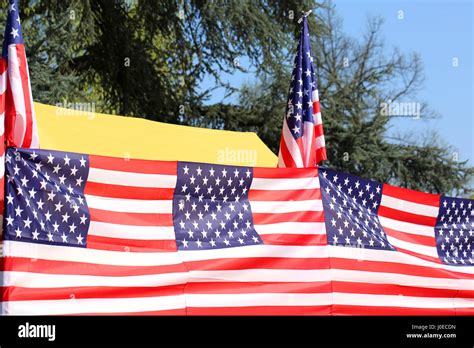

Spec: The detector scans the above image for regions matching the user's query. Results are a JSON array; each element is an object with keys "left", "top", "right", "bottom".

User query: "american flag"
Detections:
[
  {"left": 1, "top": 0, "right": 39, "bottom": 149},
  {"left": 278, "top": 16, "right": 326, "bottom": 168},
  {"left": 1, "top": 147, "right": 472, "bottom": 315}
]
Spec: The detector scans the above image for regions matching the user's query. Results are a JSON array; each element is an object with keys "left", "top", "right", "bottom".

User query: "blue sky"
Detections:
[{"left": 199, "top": 0, "right": 473, "bottom": 168}]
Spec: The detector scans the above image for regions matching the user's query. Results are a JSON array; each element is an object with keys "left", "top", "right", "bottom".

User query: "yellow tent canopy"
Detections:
[{"left": 34, "top": 102, "right": 277, "bottom": 167}]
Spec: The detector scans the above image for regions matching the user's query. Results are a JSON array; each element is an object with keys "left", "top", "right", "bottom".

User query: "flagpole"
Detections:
[{"left": 297, "top": 9, "right": 312, "bottom": 23}]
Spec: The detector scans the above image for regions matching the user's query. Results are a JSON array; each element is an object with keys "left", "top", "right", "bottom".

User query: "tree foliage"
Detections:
[{"left": 0, "top": 0, "right": 471, "bottom": 195}]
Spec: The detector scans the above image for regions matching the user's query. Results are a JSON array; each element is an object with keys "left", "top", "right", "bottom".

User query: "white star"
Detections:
[
  {"left": 44, "top": 211, "right": 52, "bottom": 221},
  {"left": 58, "top": 175, "right": 66, "bottom": 184},
  {"left": 76, "top": 177, "right": 84, "bottom": 186},
  {"left": 70, "top": 166, "right": 78, "bottom": 176},
  {"left": 182, "top": 239, "right": 188, "bottom": 248},
  {"left": 6, "top": 193, "right": 14, "bottom": 204},
  {"left": 23, "top": 217, "right": 32, "bottom": 228},
  {"left": 32, "top": 230, "right": 40, "bottom": 240},
  {"left": 14, "top": 206, "right": 23, "bottom": 217},
  {"left": 52, "top": 221, "right": 60, "bottom": 232},
  {"left": 10, "top": 27, "right": 19, "bottom": 39},
  {"left": 69, "top": 223, "right": 77, "bottom": 234},
  {"left": 183, "top": 165, "right": 189, "bottom": 174},
  {"left": 181, "top": 184, "right": 188, "bottom": 192},
  {"left": 55, "top": 201, "right": 64, "bottom": 212},
  {"left": 47, "top": 191, "right": 56, "bottom": 201},
  {"left": 79, "top": 157, "right": 87, "bottom": 167},
  {"left": 62, "top": 212, "right": 70, "bottom": 223},
  {"left": 245, "top": 170, "right": 251, "bottom": 178},
  {"left": 292, "top": 125, "right": 300, "bottom": 134},
  {"left": 15, "top": 227, "right": 22, "bottom": 238},
  {"left": 196, "top": 167, "right": 202, "bottom": 176},
  {"left": 61, "top": 233, "right": 68, "bottom": 243},
  {"left": 47, "top": 153, "right": 55, "bottom": 164},
  {"left": 6, "top": 216, "right": 14, "bottom": 226},
  {"left": 76, "top": 234, "right": 84, "bottom": 244},
  {"left": 20, "top": 176, "right": 29, "bottom": 187},
  {"left": 222, "top": 168, "right": 227, "bottom": 177},
  {"left": 209, "top": 168, "right": 215, "bottom": 176},
  {"left": 47, "top": 232, "right": 54, "bottom": 241}
]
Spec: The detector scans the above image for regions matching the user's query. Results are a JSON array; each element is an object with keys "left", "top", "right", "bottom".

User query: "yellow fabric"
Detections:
[{"left": 34, "top": 102, "right": 278, "bottom": 167}]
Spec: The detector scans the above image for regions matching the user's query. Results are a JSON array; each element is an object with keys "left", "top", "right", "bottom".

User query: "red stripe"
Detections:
[
  {"left": 382, "top": 183, "right": 440, "bottom": 207},
  {"left": 90, "top": 155, "right": 177, "bottom": 175},
  {"left": 278, "top": 136, "right": 297, "bottom": 168},
  {"left": 187, "top": 306, "right": 331, "bottom": 315},
  {"left": 378, "top": 205, "right": 437, "bottom": 226},
  {"left": 331, "top": 281, "right": 474, "bottom": 298},
  {"left": 65, "top": 309, "right": 187, "bottom": 316},
  {"left": 254, "top": 167, "right": 318, "bottom": 178},
  {"left": 331, "top": 305, "right": 462, "bottom": 316},
  {"left": 1, "top": 285, "right": 184, "bottom": 301},
  {"left": 252, "top": 211, "right": 325, "bottom": 224},
  {"left": 85, "top": 182, "right": 174, "bottom": 200},
  {"left": 392, "top": 245, "right": 443, "bottom": 264},
  {"left": 87, "top": 235, "right": 177, "bottom": 252},
  {"left": 382, "top": 226, "right": 437, "bottom": 247},
  {"left": 1, "top": 257, "right": 186, "bottom": 277},
  {"left": 15, "top": 45, "right": 33, "bottom": 148},
  {"left": 184, "top": 257, "right": 330, "bottom": 271},
  {"left": 185, "top": 281, "right": 331, "bottom": 294},
  {"left": 249, "top": 188, "right": 321, "bottom": 201},
  {"left": 261, "top": 233, "right": 327, "bottom": 246},
  {"left": 315, "top": 146, "right": 326, "bottom": 164},
  {"left": 90, "top": 208, "right": 173, "bottom": 226}
]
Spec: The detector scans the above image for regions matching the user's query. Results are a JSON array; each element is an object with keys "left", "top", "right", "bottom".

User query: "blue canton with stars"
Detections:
[
  {"left": 285, "top": 16, "right": 319, "bottom": 139},
  {"left": 319, "top": 167, "right": 394, "bottom": 251},
  {"left": 435, "top": 197, "right": 474, "bottom": 266},
  {"left": 4, "top": 148, "right": 91, "bottom": 248},
  {"left": 2, "top": 0, "right": 25, "bottom": 57},
  {"left": 172, "top": 162, "right": 263, "bottom": 250}
]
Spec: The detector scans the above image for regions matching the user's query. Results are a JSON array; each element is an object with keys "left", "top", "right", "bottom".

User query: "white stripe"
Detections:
[
  {"left": 381, "top": 195, "right": 438, "bottom": 218},
  {"left": 2, "top": 295, "right": 186, "bottom": 315},
  {"left": 4, "top": 293, "right": 472, "bottom": 315},
  {"left": 313, "top": 112, "right": 322, "bottom": 126},
  {"left": 86, "top": 194, "right": 172, "bottom": 213},
  {"left": 250, "top": 199, "right": 323, "bottom": 213},
  {"left": 179, "top": 245, "right": 328, "bottom": 262},
  {"left": 255, "top": 222, "right": 326, "bottom": 235},
  {"left": 88, "top": 221, "right": 175, "bottom": 240},
  {"left": 186, "top": 293, "right": 474, "bottom": 309},
  {"left": 332, "top": 292, "right": 474, "bottom": 309},
  {"left": 188, "top": 269, "right": 474, "bottom": 290},
  {"left": 0, "top": 112, "right": 5, "bottom": 136},
  {"left": 88, "top": 167, "right": 177, "bottom": 188},
  {"left": 8, "top": 45, "right": 27, "bottom": 146},
  {"left": 24, "top": 55, "right": 39, "bottom": 148},
  {"left": 251, "top": 177, "right": 319, "bottom": 190},
  {"left": 185, "top": 293, "right": 333, "bottom": 307},
  {"left": 379, "top": 215, "right": 434, "bottom": 237},
  {"left": 314, "top": 135, "right": 325, "bottom": 149},
  {"left": 302, "top": 121, "right": 314, "bottom": 166},
  {"left": 0, "top": 154, "right": 4, "bottom": 178},
  {"left": 3, "top": 240, "right": 181, "bottom": 266},
  {"left": 0, "top": 70, "right": 6, "bottom": 95},
  {"left": 386, "top": 235, "right": 439, "bottom": 258},
  {"left": 282, "top": 119, "right": 304, "bottom": 167},
  {"left": 3, "top": 271, "right": 187, "bottom": 288}
]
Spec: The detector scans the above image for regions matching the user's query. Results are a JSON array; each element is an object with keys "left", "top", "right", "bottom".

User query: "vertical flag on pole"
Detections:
[
  {"left": 278, "top": 13, "right": 326, "bottom": 168},
  {"left": 1, "top": 0, "right": 39, "bottom": 149},
  {"left": 0, "top": 0, "right": 39, "bottom": 232}
]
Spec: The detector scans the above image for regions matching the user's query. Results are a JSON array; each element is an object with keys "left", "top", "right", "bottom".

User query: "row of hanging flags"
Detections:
[{"left": 0, "top": 0, "right": 472, "bottom": 315}]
